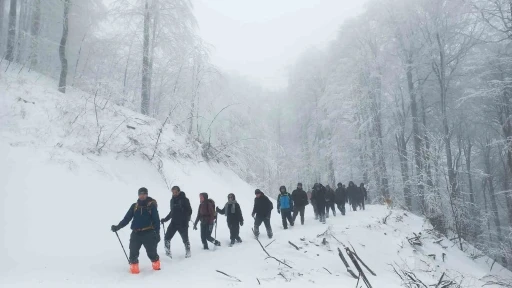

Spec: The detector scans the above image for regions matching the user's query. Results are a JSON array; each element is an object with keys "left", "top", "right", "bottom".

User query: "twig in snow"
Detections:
[
  {"left": 256, "top": 278, "right": 260, "bottom": 285},
  {"left": 253, "top": 228, "right": 292, "bottom": 268},
  {"left": 490, "top": 259, "right": 497, "bottom": 272},
  {"left": 323, "top": 267, "right": 332, "bottom": 274},
  {"left": 442, "top": 253, "right": 446, "bottom": 262},
  {"left": 278, "top": 272, "right": 290, "bottom": 282},
  {"left": 215, "top": 270, "right": 242, "bottom": 282},
  {"left": 383, "top": 210, "right": 392, "bottom": 224},
  {"left": 346, "top": 248, "right": 373, "bottom": 288},
  {"left": 288, "top": 241, "right": 300, "bottom": 250},
  {"left": 337, "top": 248, "right": 358, "bottom": 279},
  {"left": 428, "top": 254, "right": 436, "bottom": 260},
  {"left": 265, "top": 239, "right": 276, "bottom": 248},
  {"left": 435, "top": 272, "right": 445, "bottom": 288},
  {"left": 348, "top": 242, "right": 376, "bottom": 276}
]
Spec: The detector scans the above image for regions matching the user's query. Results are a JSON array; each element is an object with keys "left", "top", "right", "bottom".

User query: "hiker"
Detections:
[
  {"left": 325, "top": 185, "right": 336, "bottom": 218},
  {"left": 292, "top": 182, "right": 308, "bottom": 225},
  {"left": 193, "top": 193, "right": 221, "bottom": 249},
  {"left": 277, "top": 186, "right": 294, "bottom": 229},
  {"left": 347, "top": 181, "right": 359, "bottom": 211},
  {"left": 335, "top": 182, "right": 347, "bottom": 215},
  {"left": 310, "top": 183, "right": 319, "bottom": 220},
  {"left": 359, "top": 183, "right": 368, "bottom": 210},
  {"left": 252, "top": 189, "right": 273, "bottom": 238},
  {"left": 216, "top": 193, "right": 244, "bottom": 246},
  {"left": 311, "top": 183, "right": 326, "bottom": 223},
  {"left": 160, "top": 186, "right": 192, "bottom": 258},
  {"left": 111, "top": 187, "right": 160, "bottom": 274}
]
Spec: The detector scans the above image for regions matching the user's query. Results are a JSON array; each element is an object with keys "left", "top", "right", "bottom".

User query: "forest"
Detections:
[{"left": 1, "top": 0, "right": 512, "bottom": 269}]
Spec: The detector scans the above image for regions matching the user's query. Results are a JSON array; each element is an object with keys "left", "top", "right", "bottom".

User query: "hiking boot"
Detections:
[
  {"left": 203, "top": 244, "right": 209, "bottom": 250},
  {"left": 129, "top": 263, "right": 140, "bottom": 274},
  {"left": 284, "top": 226, "right": 288, "bottom": 230},
  {"left": 290, "top": 221, "right": 294, "bottom": 226},
  {"left": 185, "top": 248, "right": 191, "bottom": 258},
  {"left": 236, "top": 237, "right": 242, "bottom": 243},
  {"left": 214, "top": 240, "right": 221, "bottom": 246},
  {"left": 229, "top": 239, "right": 235, "bottom": 247},
  {"left": 152, "top": 260, "right": 161, "bottom": 271}
]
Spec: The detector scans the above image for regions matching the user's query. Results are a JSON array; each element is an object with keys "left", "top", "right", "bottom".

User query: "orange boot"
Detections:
[
  {"left": 152, "top": 260, "right": 161, "bottom": 271},
  {"left": 129, "top": 263, "right": 140, "bottom": 274}
]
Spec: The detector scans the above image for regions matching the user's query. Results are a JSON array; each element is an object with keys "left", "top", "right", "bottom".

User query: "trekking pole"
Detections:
[
  {"left": 161, "top": 222, "right": 166, "bottom": 235},
  {"left": 115, "top": 231, "right": 129, "bottom": 263}
]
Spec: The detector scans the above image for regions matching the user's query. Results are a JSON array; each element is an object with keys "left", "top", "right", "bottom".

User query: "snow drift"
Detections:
[{"left": 1, "top": 68, "right": 511, "bottom": 287}]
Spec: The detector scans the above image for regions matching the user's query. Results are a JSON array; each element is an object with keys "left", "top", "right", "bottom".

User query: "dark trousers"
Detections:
[
  {"left": 293, "top": 206, "right": 305, "bottom": 224},
  {"left": 326, "top": 202, "right": 336, "bottom": 216},
  {"left": 164, "top": 223, "right": 189, "bottom": 252},
  {"left": 337, "top": 203, "right": 346, "bottom": 215},
  {"left": 254, "top": 215, "right": 272, "bottom": 237},
  {"left": 359, "top": 199, "right": 365, "bottom": 210},
  {"left": 129, "top": 230, "right": 159, "bottom": 264},
  {"left": 351, "top": 202, "right": 358, "bottom": 211},
  {"left": 312, "top": 202, "right": 318, "bottom": 219},
  {"left": 200, "top": 222, "right": 215, "bottom": 246},
  {"left": 228, "top": 222, "right": 240, "bottom": 240},
  {"left": 280, "top": 209, "right": 293, "bottom": 228}
]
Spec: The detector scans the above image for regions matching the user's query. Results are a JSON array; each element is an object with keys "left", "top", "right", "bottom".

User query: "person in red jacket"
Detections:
[{"left": 193, "top": 193, "right": 221, "bottom": 249}]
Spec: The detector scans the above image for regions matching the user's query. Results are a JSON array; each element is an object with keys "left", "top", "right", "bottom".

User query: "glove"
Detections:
[
  {"left": 160, "top": 218, "right": 166, "bottom": 224},
  {"left": 193, "top": 225, "right": 197, "bottom": 230},
  {"left": 111, "top": 225, "right": 119, "bottom": 232},
  {"left": 240, "top": 221, "right": 244, "bottom": 226},
  {"left": 252, "top": 213, "right": 256, "bottom": 218}
]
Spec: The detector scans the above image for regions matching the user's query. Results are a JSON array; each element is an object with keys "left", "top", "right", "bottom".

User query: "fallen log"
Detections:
[{"left": 337, "top": 248, "right": 358, "bottom": 279}]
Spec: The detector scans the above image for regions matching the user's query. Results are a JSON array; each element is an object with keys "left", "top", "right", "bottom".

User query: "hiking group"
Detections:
[{"left": 110, "top": 182, "right": 368, "bottom": 274}]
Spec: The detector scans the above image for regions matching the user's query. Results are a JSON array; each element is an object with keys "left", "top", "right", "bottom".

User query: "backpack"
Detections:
[
  {"left": 208, "top": 198, "right": 217, "bottom": 218},
  {"left": 279, "top": 194, "right": 291, "bottom": 209}
]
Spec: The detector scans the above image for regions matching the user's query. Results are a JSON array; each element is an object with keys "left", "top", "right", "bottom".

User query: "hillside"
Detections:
[{"left": 1, "top": 67, "right": 511, "bottom": 288}]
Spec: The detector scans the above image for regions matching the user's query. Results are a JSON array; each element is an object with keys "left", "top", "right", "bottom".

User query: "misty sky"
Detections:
[{"left": 194, "top": 0, "right": 366, "bottom": 89}]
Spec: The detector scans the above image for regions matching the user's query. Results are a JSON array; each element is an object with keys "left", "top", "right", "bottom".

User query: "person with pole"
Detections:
[
  {"left": 160, "top": 186, "right": 192, "bottom": 258},
  {"left": 291, "top": 183, "right": 308, "bottom": 225},
  {"left": 111, "top": 187, "right": 160, "bottom": 274},
  {"left": 216, "top": 193, "right": 244, "bottom": 246},
  {"left": 193, "top": 192, "right": 221, "bottom": 250}
]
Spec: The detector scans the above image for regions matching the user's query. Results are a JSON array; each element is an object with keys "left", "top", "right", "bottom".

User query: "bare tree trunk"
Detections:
[
  {"left": 15, "top": 0, "right": 28, "bottom": 63},
  {"left": 463, "top": 136, "right": 475, "bottom": 208},
  {"left": 0, "top": 0, "right": 5, "bottom": 49},
  {"left": 29, "top": 0, "right": 40, "bottom": 69},
  {"left": 140, "top": 0, "right": 150, "bottom": 115},
  {"left": 5, "top": 0, "right": 16, "bottom": 62},
  {"left": 58, "top": 0, "right": 70, "bottom": 93},
  {"left": 147, "top": 0, "right": 158, "bottom": 115},
  {"left": 396, "top": 132, "right": 411, "bottom": 208}
]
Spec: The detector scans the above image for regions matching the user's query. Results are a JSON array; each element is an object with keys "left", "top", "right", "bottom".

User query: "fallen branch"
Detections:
[
  {"left": 428, "top": 254, "right": 436, "bottom": 260},
  {"left": 337, "top": 248, "right": 358, "bottom": 279},
  {"left": 383, "top": 210, "right": 392, "bottom": 224},
  {"left": 278, "top": 272, "right": 290, "bottom": 282},
  {"left": 323, "top": 267, "right": 332, "bottom": 274},
  {"left": 435, "top": 272, "right": 445, "bottom": 288},
  {"left": 348, "top": 242, "right": 376, "bottom": 276},
  {"left": 253, "top": 228, "right": 293, "bottom": 268},
  {"left": 346, "top": 248, "right": 373, "bottom": 288},
  {"left": 256, "top": 278, "right": 261, "bottom": 285},
  {"left": 288, "top": 241, "right": 300, "bottom": 250},
  {"left": 216, "top": 270, "right": 242, "bottom": 282}
]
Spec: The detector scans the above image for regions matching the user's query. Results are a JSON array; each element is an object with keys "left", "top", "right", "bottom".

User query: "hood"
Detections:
[
  {"left": 326, "top": 185, "right": 331, "bottom": 190},
  {"left": 337, "top": 182, "right": 342, "bottom": 187},
  {"left": 255, "top": 189, "right": 264, "bottom": 195},
  {"left": 349, "top": 181, "right": 355, "bottom": 187},
  {"left": 228, "top": 193, "right": 236, "bottom": 201},
  {"left": 279, "top": 186, "right": 287, "bottom": 193},
  {"left": 200, "top": 192, "right": 209, "bottom": 201}
]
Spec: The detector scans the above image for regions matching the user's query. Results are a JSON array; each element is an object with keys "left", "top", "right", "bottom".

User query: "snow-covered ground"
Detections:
[{"left": 1, "top": 67, "right": 511, "bottom": 287}]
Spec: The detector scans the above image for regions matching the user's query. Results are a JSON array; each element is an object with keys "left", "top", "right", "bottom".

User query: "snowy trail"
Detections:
[{"left": 1, "top": 67, "right": 511, "bottom": 287}]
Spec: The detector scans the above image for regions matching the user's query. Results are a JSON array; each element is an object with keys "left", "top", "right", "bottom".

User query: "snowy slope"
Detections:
[{"left": 1, "top": 67, "right": 511, "bottom": 288}]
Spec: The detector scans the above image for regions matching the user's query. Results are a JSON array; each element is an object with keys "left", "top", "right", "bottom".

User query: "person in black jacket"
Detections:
[
  {"left": 310, "top": 183, "right": 319, "bottom": 220},
  {"left": 111, "top": 187, "right": 160, "bottom": 274},
  {"left": 325, "top": 185, "right": 336, "bottom": 218},
  {"left": 311, "top": 183, "right": 326, "bottom": 223},
  {"left": 160, "top": 186, "right": 192, "bottom": 258},
  {"left": 359, "top": 183, "right": 368, "bottom": 210},
  {"left": 335, "top": 182, "right": 347, "bottom": 215},
  {"left": 347, "top": 181, "right": 359, "bottom": 211},
  {"left": 252, "top": 189, "right": 273, "bottom": 238},
  {"left": 291, "top": 183, "right": 308, "bottom": 225},
  {"left": 216, "top": 193, "right": 244, "bottom": 246}
]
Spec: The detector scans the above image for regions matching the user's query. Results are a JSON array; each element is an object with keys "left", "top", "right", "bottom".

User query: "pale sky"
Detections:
[{"left": 194, "top": 0, "right": 366, "bottom": 89}]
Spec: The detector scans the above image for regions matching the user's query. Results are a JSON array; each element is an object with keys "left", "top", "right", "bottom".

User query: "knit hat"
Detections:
[
  {"left": 255, "top": 189, "right": 263, "bottom": 195},
  {"left": 138, "top": 187, "right": 148, "bottom": 195}
]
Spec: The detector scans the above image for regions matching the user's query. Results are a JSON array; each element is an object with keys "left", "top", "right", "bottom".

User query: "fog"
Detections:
[
  {"left": 194, "top": 0, "right": 365, "bottom": 88},
  {"left": 3, "top": 0, "right": 512, "bottom": 275}
]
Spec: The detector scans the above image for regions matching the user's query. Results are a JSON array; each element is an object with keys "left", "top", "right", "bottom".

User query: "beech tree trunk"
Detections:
[
  {"left": 5, "top": 0, "right": 16, "bottom": 62},
  {"left": 58, "top": 0, "right": 70, "bottom": 93},
  {"left": 140, "top": 0, "right": 150, "bottom": 115}
]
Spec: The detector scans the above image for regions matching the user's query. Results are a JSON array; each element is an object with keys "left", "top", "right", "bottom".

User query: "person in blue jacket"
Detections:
[
  {"left": 277, "top": 186, "right": 294, "bottom": 229},
  {"left": 111, "top": 187, "right": 161, "bottom": 273}
]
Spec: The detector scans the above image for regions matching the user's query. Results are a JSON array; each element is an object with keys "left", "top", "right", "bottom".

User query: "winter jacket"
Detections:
[
  {"left": 117, "top": 197, "right": 160, "bottom": 233},
  {"left": 252, "top": 192, "right": 273, "bottom": 218},
  {"left": 311, "top": 184, "right": 326, "bottom": 207},
  {"left": 292, "top": 188, "right": 308, "bottom": 207},
  {"left": 347, "top": 182, "right": 359, "bottom": 204},
  {"left": 217, "top": 193, "right": 244, "bottom": 225},
  {"left": 325, "top": 186, "right": 335, "bottom": 202},
  {"left": 335, "top": 185, "right": 347, "bottom": 205},
  {"left": 277, "top": 186, "right": 293, "bottom": 211},
  {"left": 194, "top": 193, "right": 216, "bottom": 225},
  {"left": 162, "top": 191, "right": 192, "bottom": 227}
]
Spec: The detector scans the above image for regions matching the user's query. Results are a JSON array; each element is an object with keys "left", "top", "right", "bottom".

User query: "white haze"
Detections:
[{"left": 194, "top": 0, "right": 365, "bottom": 88}]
